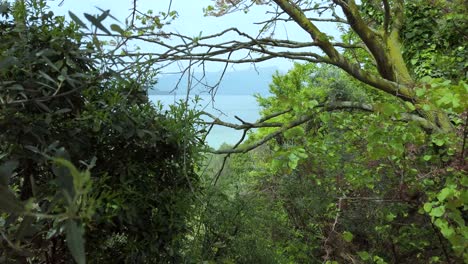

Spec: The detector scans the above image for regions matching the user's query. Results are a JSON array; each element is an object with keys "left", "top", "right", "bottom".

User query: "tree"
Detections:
[
  {"left": 111, "top": 0, "right": 466, "bottom": 261},
  {"left": 247, "top": 62, "right": 465, "bottom": 263},
  {"left": 102, "top": 0, "right": 466, "bottom": 152}
]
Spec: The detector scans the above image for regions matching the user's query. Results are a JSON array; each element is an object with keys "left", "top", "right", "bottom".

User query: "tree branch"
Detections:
[
  {"left": 210, "top": 100, "right": 440, "bottom": 154},
  {"left": 382, "top": 0, "right": 391, "bottom": 34},
  {"left": 269, "top": 0, "right": 414, "bottom": 101}
]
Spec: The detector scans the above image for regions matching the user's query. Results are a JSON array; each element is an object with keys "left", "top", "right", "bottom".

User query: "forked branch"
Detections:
[{"left": 207, "top": 101, "right": 439, "bottom": 154}]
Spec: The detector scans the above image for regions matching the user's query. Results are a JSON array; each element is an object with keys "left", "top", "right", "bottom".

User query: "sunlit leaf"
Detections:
[
  {"left": 423, "top": 202, "right": 433, "bottom": 213},
  {"left": 431, "top": 206, "right": 445, "bottom": 217},
  {"left": 437, "top": 187, "right": 454, "bottom": 202},
  {"left": 342, "top": 231, "right": 354, "bottom": 242}
]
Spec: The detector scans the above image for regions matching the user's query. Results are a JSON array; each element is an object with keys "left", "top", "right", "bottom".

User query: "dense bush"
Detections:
[{"left": 0, "top": 1, "right": 203, "bottom": 263}]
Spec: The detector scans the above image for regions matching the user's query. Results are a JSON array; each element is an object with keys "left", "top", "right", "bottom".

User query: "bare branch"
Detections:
[
  {"left": 323, "top": 197, "right": 342, "bottom": 262},
  {"left": 255, "top": 16, "right": 348, "bottom": 25},
  {"left": 97, "top": 0, "right": 442, "bottom": 132},
  {"left": 273, "top": 0, "right": 342, "bottom": 60}
]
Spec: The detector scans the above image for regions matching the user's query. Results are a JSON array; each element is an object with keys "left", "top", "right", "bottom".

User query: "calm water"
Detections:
[{"left": 149, "top": 95, "right": 262, "bottom": 149}]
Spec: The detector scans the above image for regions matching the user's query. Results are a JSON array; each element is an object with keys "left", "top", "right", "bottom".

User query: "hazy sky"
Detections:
[{"left": 51, "top": 0, "right": 340, "bottom": 73}]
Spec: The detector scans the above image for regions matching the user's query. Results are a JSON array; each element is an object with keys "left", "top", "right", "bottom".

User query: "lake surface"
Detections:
[{"left": 149, "top": 95, "right": 262, "bottom": 149}]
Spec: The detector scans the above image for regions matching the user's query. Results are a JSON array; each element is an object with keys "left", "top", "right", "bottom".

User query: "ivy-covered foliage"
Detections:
[
  {"left": 0, "top": 1, "right": 203, "bottom": 263},
  {"left": 401, "top": 0, "right": 467, "bottom": 80}
]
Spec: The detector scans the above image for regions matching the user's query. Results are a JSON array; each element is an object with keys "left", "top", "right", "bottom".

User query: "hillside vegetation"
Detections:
[{"left": 0, "top": 0, "right": 466, "bottom": 263}]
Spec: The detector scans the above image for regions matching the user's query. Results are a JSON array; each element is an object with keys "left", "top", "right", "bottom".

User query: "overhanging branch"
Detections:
[{"left": 209, "top": 101, "right": 440, "bottom": 154}]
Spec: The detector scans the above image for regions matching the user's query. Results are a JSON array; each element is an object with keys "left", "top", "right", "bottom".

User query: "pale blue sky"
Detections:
[{"left": 51, "top": 0, "right": 341, "bottom": 73}]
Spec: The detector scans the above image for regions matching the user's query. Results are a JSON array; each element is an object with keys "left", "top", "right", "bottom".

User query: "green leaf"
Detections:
[
  {"left": 431, "top": 206, "right": 445, "bottom": 217},
  {"left": 39, "top": 70, "right": 58, "bottom": 84},
  {"left": 376, "top": 102, "right": 399, "bottom": 116},
  {"left": 405, "top": 101, "right": 416, "bottom": 111},
  {"left": 437, "top": 187, "right": 454, "bottom": 202},
  {"left": 385, "top": 212, "right": 396, "bottom": 221},
  {"left": 110, "top": 24, "right": 125, "bottom": 35},
  {"left": 423, "top": 202, "right": 433, "bottom": 213},
  {"left": 358, "top": 251, "right": 371, "bottom": 261},
  {"left": 415, "top": 88, "right": 425, "bottom": 97},
  {"left": 462, "top": 177, "right": 468, "bottom": 187},
  {"left": 35, "top": 101, "right": 52, "bottom": 113},
  {"left": 440, "top": 226, "right": 454, "bottom": 238},
  {"left": 57, "top": 75, "right": 66, "bottom": 82},
  {"left": 68, "top": 11, "right": 88, "bottom": 29},
  {"left": 288, "top": 153, "right": 299, "bottom": 169},
  {"left": 435, "top": 218, "right": 454, "bottom": 238},
  {"left": 422, "top": 104, "right": 431, "bottom": 111},
  {"left": 432, "top": 138, "right": 445, "bottom": 147},
  {"left": 308, "top": 99, "right": 319, "bottom": 109},
  {"left": 342, "top": 231, "right": 354, "bottom": 242},
  {"left": 84, "top": 13, "right": 111, "bottom": 34},
  {"left": 65, "top": 220, "right": 86, "bottom": 264},
  {"left": 24, "top": 145, "right": 40, "bottom": 153},
  {"left": 423, "top": 155, "right": 432, "bottom": 161},
  {"left": 0, "top": 160, "right": 18, "bottom": 186},
  {"left": 213, "top": 241, "right": 226, "bottom": 248}
]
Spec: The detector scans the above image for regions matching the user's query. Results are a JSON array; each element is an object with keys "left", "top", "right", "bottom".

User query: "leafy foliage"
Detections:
[
  {"left": 0, "top": 1, "right": 203, "bottom": 263},
  {"left": 193, "top": 61, "right": 466, "bottom": 263},
  {"left": 1, "top": 0, "right": 466, "bottom": 263},
  {"left": 401, "top": 0, "right": 467, "bottom": 80}
]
